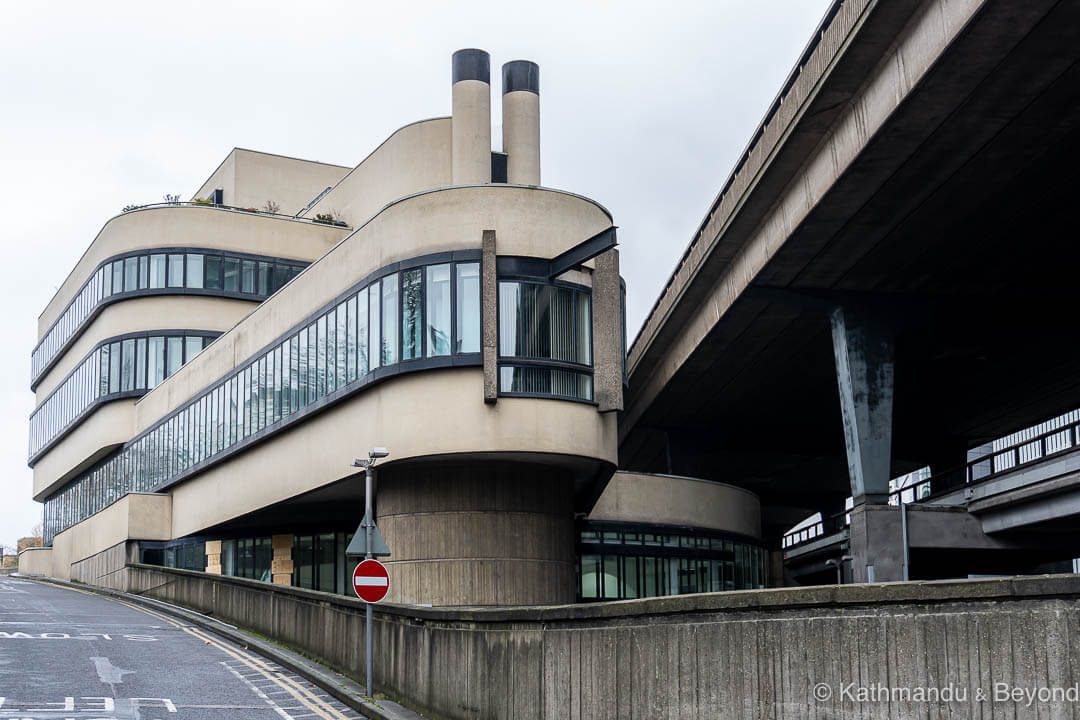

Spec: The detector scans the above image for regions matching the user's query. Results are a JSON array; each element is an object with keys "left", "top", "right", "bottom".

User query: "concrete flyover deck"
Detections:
[{"left": 621, "top": 0, "right": 1080, "bottom": 544}]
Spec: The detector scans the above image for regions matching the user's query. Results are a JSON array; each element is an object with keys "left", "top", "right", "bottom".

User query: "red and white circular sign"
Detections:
[{"left": 352, "top": 559, "right": 390, "bottom": 603}]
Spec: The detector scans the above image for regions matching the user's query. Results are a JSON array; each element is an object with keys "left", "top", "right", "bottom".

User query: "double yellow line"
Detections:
[{"left": 115, "top": 599, "right": 352, "bottom": 720}]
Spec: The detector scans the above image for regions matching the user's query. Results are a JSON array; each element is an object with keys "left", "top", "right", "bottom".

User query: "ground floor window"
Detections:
[
  {"left": 221, "top": 537, "right": 271, "bottom": 582},
  {"left": 577, "top": 522, "right": 766, "bottom": 601}
]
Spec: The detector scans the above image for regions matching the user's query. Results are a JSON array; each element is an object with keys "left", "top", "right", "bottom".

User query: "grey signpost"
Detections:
[{"left": 348, "top": 448, "right": 391, "bottom": 698}]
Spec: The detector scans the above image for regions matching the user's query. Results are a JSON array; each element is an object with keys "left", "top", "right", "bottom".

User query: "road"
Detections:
[{"left": 0, "top": 575, "right": 365, "bottom": 720}]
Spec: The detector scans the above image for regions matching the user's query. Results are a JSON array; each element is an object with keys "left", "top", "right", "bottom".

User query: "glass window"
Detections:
[
  {"left": 185, "top": 336, "right": 203, "bottom": 362},
  {"left": 426, "top": 264, "right": 451, "bottom": 357},
  {"left": 456, "top": 263, "right": 480, "bottom": 353},
  {"left": 273, "top": 263, "right": 289, "bottom": 293},
  {"left": 167, "top": 337, "right": 183, "bottom": 377},
  {"left": 298, "top": 327, "right": 309, "bottom": 407},
  {"left": 112, "top": 262, "right": 124, "bottom": 294},
  {"left": 357, "top": 290, "right": 369, "bottom": 376},
  {"left": 241, "top": 260, "right": 255, "bottom": 294},
  {"left": 124, "top": 257, "right": 138, "bottom": 292},
  {"left": 316, "top": 533, "right": 335, "bottom": 593},
  {"left": 150, "top": 254, "right": 166, "bottom": 288},
  {"left": 99, "top": 344, "right": 110, "bottom": 397},
  {"left": 335, "top": 302, "right": 347, "bottom": 390},
  {"left": 204, "top": 256, "right": 222, "bottom": 290},
  {"left": 258, "top": 262, "right": 271, "bottom": 296},
  {"left": 109, "top": 341, "right": 121, "bottom": 394},
  {"left": 289, "top": 334, "right": 299, "bottom": 411},
  {"left": 316, "top": 314, "right": 327, "bottom": 399},
  {"left": 223, "top": 257, "right": 240, "bottom": 292},
  {"left": 138, "top": 256, "right": 148, "bottom": 290},
  {"left": 368, "top": 284, "right": 380, "bottom": 370},
  {"left": 186, "top": 254, "right": 204, "bottom": 289},
  {"left": 148, "top": 336, "right": 164, "bottom": 389},
  {"left": 102, "top": 265, "right": 113, "bottom": 297},
  {"left": 381, "top": 274, "right": 398, "bottom": 366},
  {"left": 136, "top": 337, "right": 147, "bottom": 390},
  {"left": 402, "top": 268, "right": 423, "bottom": 360},
  {"left": 346, "top": 297, "right": 357, "bottom": 384},
  {"left": 168, "top": 254, "right": 184, "bottom": 288}
]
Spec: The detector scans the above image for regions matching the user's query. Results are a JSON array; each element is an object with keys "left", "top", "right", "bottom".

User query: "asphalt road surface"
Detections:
[{"left": 0, "top": 575, "right": 366, "bottom": 720}]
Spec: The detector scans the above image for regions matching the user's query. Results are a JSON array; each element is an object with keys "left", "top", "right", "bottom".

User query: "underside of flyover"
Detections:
[{"left": 621, "top": 0, "right": 1080, "bottom": 547}]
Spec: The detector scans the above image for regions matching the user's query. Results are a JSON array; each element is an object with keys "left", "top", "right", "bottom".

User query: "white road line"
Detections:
[{"left": 224, "top": 662, "right": 296, "bottom": 720}]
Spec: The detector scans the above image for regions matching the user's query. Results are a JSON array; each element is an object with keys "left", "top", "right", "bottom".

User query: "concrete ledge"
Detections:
[{"left": 27, "top": 575, "right": 420, "bottom": 720}]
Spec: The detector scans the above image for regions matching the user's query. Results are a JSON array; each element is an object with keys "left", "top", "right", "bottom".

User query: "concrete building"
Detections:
[{"left": 24, "top": 50, "right": 766, "bottom": 606}]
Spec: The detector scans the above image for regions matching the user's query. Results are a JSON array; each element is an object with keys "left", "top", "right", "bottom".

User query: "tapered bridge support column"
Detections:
[
  {"left": 831, "top": 306, "right": 895, "bottom": 506},
  {"left": 832, "top": 306, "right": 902, "bottom": 583}
]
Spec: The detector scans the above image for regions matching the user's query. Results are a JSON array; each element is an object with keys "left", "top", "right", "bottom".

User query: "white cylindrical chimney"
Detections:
[
  {"left": 501, "top": 60, "right": 540, "bottom": 185},
  {"left": 452, "top": 49, "right": 492, "bottom": 185}
]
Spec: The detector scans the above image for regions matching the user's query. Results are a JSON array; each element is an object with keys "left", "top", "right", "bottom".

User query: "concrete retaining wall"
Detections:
[{"left": 118, "top": 565, "right": 1080, "bottom": 719}]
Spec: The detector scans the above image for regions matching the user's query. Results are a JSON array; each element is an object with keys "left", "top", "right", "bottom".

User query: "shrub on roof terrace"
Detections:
[{"left": 313, "top": 212, "right": 348, "bottom": 227}]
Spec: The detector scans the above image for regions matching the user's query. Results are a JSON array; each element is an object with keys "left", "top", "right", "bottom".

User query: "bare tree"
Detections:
[{"left": 30, "top": 522, "right": 42, "bottom": 538}]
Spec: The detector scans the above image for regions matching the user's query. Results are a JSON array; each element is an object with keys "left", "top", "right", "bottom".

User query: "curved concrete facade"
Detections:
[
  {"left": 30, "top": 50, "right": 626, "bottom": 608},
  {"left": 588, "top": 472, "right": 762, "bottom": 540},
  {"left": 378, "top": 461, "right": 575, "bottom": 605}
]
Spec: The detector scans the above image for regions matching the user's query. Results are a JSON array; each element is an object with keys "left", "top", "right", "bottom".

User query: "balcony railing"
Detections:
[{"left": 781, "top": 416, "right": 1080, "bottom": 552}]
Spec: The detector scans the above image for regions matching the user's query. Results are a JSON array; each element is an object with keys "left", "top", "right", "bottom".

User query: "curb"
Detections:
[{"left": 23, "top": 576, "right": 421, "bottom": 720}]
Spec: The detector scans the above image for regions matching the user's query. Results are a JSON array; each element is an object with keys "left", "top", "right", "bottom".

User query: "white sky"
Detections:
[{"left": 0, "top": 0, "right": 830, "bottom": 548}]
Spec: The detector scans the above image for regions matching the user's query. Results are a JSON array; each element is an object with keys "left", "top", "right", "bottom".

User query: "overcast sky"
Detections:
[{"left": 0, "top": 0, "right": 829, "bottom": 549}]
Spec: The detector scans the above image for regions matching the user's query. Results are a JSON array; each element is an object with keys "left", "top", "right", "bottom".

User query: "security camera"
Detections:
[{"left": 369, "top": 447, "right": 390, "bottom": 459}]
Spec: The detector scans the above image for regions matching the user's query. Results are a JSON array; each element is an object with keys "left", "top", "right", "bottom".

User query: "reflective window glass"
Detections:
[
  {"left": 402, "top": 268, "right": 422, "bottom": 360},
  {"left": 168, "top": 254, "right": 184, "bottom": 287},
  {"left": 112, "top": 262, "right": 124, "bottom": 294},
  {"left": 185, "top": 336, "right": 203, "bottom": 362},
  {"left": 167, "top": 337, "right": 183, "bottom": 376},
  {"left": 357, "top": 290, "right": 369, "bottom": 376},
  {"left": 382, "top": 274, "right": 398, "bottom": 366},
  {"left": 368, "top": 284, "right": 380, "bottom": 370},
  {"left": 204, "top": 256, "right": 222, "bottom": 290},
  {"left": 186, "top": 254, "right": 204, "bottom": 289},
  {"left": 456, "top": 263, "right": 480, "bottom": 353},
  {"left": 242, "top": 260, "right": 255, "bottom": 294},
  {"left": 426, "top": 264, "right": 451, "bottom": 357},
  {"left": 223, "top": 257, "right": 240, "bottom": 292},
  {"left": 150, "top": 254, "right": 166, "bottom": 288},
  {"left": 148, "top": 336, "right": 164, "bottom": 389},
  {"left": 136, "top": 337, "right": 147, "bottom": 390},
  {"left": 138, "top": 256, "right": 148, "bottom": 290},
  {"left": 258, "top": 262, "right": 271, "bottom": 296}
]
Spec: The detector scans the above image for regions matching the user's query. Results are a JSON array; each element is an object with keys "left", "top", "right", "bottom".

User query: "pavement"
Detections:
[{"left": 0, "top": 575, "right": 419, "bottom": 720}]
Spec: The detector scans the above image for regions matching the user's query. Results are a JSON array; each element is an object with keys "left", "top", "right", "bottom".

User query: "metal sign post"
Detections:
[{"left": 349, "top": 448, "right": 391, "bottom": 699}]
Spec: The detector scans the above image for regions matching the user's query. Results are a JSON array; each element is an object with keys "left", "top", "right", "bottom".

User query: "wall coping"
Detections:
[{"left": 126, "top": 563, "right": 1080, "bottom": 624}]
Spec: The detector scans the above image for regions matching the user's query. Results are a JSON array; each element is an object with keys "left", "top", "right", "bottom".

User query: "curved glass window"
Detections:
[
  {"left": 29, "top": 332, "right": 219, "bottom": 460},
  {"left": 577, "top": 523, "right": 767, "bottom": 600},
  {"left": 498, "top": 281, "right": 593, "bottom": 401},
  {"left": 31, "top": 249, "right": 309, "bottom": 388},
  {"left": 41, "top": 255, "right": 483, "bottom": 545}
]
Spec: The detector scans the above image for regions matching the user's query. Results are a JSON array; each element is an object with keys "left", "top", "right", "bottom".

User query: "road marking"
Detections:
[
  {"left": 225, "top": 662, "right": 296, "bottom": 720},
  {"left": 113, "top": 600, "right": 351, "bottom": 720},
  {"left": 91, "top": 656, "right": 133, "bottom": 685}
]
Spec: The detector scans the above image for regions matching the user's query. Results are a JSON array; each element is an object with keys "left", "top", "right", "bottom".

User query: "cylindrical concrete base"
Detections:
[{"left": 377, "top": 460, "right": 575, "bottom": 606}]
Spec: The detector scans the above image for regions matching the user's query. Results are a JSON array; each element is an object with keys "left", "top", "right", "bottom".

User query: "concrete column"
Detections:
[
  {"left": 205, "top": 540, "right": 222, "bottom": 575},
  {"left": 482, "top": 229, "right": 498, "bottom": 403},
  {"left": 271, "top": 534, "right": 293, "bottom": 586},
  {"left": 848, "top": 504, "right": 905, "bottom": 582},
  {"left": 501, "top": 60, "right": 540, "bottom": 185},
  {"left": 377, "top": 460, "right": 576, "bottom": 606},
  {"left": 592, "top": 248, "right": 623, "bottom": 412},
  {"left": 452, "top": 49, "right": 491, "bottom": 185},
  {"left": 831, "top": 306, "right": 895, "bottom": 505}
]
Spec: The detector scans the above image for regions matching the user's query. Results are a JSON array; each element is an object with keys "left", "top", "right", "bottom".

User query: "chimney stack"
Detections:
[
  {"left": 451, "top": 49, "right": 492, "bottom": 184},
  {"left": 501, "top": 60, "right": 540, "bottom": 185}
]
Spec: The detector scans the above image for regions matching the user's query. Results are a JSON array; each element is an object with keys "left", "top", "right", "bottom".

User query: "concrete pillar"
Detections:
[
  {"left": 848, "top": 504, "right": 905, "bottom": 582},
  {"left": 377, "top": 460, "right": 575, "bottom": 606},
  {"left": 830, "top": 306, "right": 895, "bottom": 505},
  {"left": 501, "top": 60, "right": 540, "bottom": 185},
  {"left": 452, "top": 49, "right": 491, "bottom": 185},
  {"left": 205, "top": 540, "right": 222, "bottom": 575},
  {"left": 271, "top": 534, "right": 293, "bottom": 586},
  {"left": 482, "top": 229, "right": 498, "bottom": 403},
  {"left": 592, "top": 248, "right": 624, "bottom": 412}
]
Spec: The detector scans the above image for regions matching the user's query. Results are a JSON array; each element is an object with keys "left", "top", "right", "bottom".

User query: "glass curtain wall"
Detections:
[
  {"left": 577, "top": 523, "right": 768, "bottom": 600},
  {"left": 29, "top": 332, "right": 218, "bottom": 459},
  {"left": 31, "top": 249, "right": 308, "bottom": 385},
  {"left": 498, "top": 281, "right": 593, "bottom": 401},
  {"left": 41, "top": 256, "right": 483, "bottom": 545}
]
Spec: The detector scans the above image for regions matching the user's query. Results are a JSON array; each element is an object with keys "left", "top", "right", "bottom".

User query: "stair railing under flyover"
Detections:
[{"left": 781, "top": 415, "right": 1080, "bottom": 552}]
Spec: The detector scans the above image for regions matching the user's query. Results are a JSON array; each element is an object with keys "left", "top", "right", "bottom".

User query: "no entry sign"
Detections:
[{"left": 352, "top": 559, "right": 389, "bottom": 603}]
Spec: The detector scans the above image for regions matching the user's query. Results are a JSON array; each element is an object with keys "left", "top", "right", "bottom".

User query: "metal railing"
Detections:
[
  {"left": 781, "top": 417, "right": 1080, "bottom": 552},
  {"left": 120, "top": 200, "right": 348, "bottom": 227}
]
